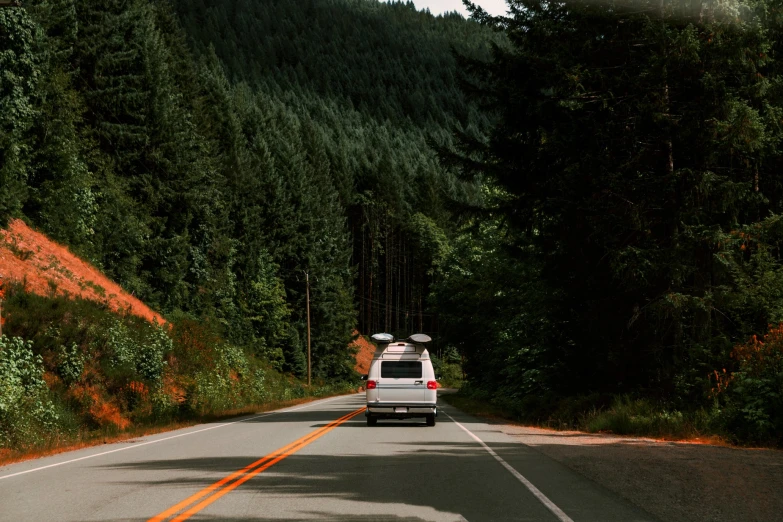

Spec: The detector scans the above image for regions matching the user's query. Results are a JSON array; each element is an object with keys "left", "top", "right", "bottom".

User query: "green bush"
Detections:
[
  {"left": 245, "top": 367, "right": 269, "bottom": 403},
  {"left": 187, "top": 343, "right": 255, "bottom": 413},
  {"left": 712, "top": 328, "right": 783, "bottom": 445},
  {"left": 105, "top": 320, "right": 171, "bottom": 383},
  {"left": 0, "top": 336, "right": 60, "bottom": 449},
  {"left": 56, "top": 343, "right": 84, "bottom": 385},
  {"left": 431, "top": 347, "right": 464, "bottom": 388}
]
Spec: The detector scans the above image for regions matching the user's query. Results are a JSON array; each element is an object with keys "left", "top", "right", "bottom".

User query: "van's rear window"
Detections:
[{"left": 381, "top": 361, "right": 422, "bottom": 378}]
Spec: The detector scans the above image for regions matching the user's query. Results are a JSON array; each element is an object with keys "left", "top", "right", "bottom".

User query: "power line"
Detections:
[{"left": 356, "top": 295, "right": 438, "bottom": 317}]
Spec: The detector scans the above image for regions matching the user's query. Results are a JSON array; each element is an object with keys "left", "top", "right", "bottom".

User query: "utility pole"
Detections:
[
  {"left": 305, "top": 271, "right": 311, "bottom": 386},
  {"left": 0, "top": 275, "right": 4, "bottom": 338}
]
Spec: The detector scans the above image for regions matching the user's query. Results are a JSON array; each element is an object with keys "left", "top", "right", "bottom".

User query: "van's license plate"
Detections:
[{"left": 394, "top": 407, "right": 408, "bottom": 413}]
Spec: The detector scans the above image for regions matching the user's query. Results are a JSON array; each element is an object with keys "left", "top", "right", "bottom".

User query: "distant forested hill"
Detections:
[
  {"left": 173, "top": 0, "right": 499, "bottom": 340},
  {"left": 176, "top": 0, "right": 491, "bottom": 128},
  {"left": 0, "top": 0, "right": 497, "bottom": 379}
]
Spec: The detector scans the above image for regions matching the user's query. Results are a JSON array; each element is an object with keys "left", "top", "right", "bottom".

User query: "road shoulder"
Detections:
[{"left": 442, "top": 392, "right": 783, "bottom": 522}]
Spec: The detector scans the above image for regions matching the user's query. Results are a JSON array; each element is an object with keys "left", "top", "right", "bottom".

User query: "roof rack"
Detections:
[
  {"left": 369, "top": 333, "right": 431, "bottom": 345},
  {"left": 370, "top": 333, "right": 394, "bottom": 344}
]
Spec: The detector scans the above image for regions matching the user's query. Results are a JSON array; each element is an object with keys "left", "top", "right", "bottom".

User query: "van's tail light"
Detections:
[
  {"left": 427, "top": 381, "right": 437, "bottom": 390},
  {"left": 366, "top": 380, "right": 377, "bottom": 389}
]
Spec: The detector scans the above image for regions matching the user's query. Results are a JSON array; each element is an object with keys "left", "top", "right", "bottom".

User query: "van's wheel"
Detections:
[
  {"left": 426, "top": 414, "right": 436, "bottom": 426},
  {"left": 367, "top": 416, "right": 378, "bottom": 426}
]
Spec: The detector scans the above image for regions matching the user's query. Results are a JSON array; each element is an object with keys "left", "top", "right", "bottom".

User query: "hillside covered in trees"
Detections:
[
  {"left": 435, "top": 0, "right": 783, "bottom": 444},
  {"left": 0, "top": 0, "right": 494, "bottom": 385},
  {"left": 4, "top": 0, "right": 783, "bottom": 449}
]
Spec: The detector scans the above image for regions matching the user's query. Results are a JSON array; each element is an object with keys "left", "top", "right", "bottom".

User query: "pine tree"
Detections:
[
  {"left": 0, "top": 7, "right": 42, "bottom": 222},
  {"left": 452, "top": 0, "right": 781, "bottom": 397}
]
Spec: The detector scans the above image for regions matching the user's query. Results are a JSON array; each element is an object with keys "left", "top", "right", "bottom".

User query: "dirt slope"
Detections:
[
  {"left": 1, "top": 218, "right": 377, "bottom": 368},
  {"left": 351, "top": 332, "right": 376, "bottom": 374},
  {"left": 0, "top": 219, "right": 164, "bottom": 324}
]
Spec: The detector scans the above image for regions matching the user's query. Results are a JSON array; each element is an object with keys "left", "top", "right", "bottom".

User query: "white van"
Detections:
[{"left": 361, "top": 333, "right": 437, "bottom": 426}]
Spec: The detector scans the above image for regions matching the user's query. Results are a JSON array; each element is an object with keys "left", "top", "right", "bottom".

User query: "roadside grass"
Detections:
[
  {"left": 441, "top": 392, "right": 737, "bottom": 446},
  {"left": 0, "top": 392, "right": 358, "bottom": 467},
  {"left": 0, "top": 286, "right": 361, "bottom": 466},
  {"left": 581, "top": 396, "right": 713, "bottom": 440},
  {"left": 0, "top": 381, "right": 359, "bottom": 468}
]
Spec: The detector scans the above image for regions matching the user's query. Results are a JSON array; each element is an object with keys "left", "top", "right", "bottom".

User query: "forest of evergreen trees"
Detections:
[
  {"left": 437, "top": 0, "right": 783, "bottom": 442},
  {"left": 0, "top": 0, "right": 493, "bottom": 380},
  {"left": 3, "top": 0, "right": 783, "bottom": 444}
]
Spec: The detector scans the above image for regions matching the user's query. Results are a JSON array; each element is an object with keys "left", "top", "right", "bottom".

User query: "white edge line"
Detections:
[
  {"left": 444, "top": 411, "right": 574, "bottom": 522},
  {"left": 0, "top": 393, "right": 357, "bottom": 481}
]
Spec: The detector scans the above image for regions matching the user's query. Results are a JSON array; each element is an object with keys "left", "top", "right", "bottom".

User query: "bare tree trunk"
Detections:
[
  {"left": 418, "top": 291, "right": 423, "bottom": 333},
  {"left": 664, "top": 82, "right": 674, "bottom": 176},
  {"left": 661, "top": 0, "right": 673, "bottom": 178},
  {"left": 755, "top": 165, "right": 760, "bottom": 192}
]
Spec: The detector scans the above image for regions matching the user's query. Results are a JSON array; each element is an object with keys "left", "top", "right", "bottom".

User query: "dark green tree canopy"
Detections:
[
  {"left": 441, "top": 0, "right": 783, "bottom": 403},
  {"left": 1, "top": 0, "right": 495, "bottom": 380}
]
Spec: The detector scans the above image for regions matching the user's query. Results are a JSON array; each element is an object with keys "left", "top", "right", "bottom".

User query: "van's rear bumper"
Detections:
[{"left": 366, "top": 404, "right": 437, "bottom": 418}]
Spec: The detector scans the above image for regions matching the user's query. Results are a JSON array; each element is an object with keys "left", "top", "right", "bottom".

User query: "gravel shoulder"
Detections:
[{"left": 487, "top": 420, "right": 783, "bottom": 522}]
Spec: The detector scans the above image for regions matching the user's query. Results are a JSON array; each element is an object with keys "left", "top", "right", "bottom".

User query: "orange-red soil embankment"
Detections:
[
  {"left": 351, "top": 332, "right": 375, "bottom": 374},
  {"left": 0, "top": 219, "right": 164, "bottom": 324}
]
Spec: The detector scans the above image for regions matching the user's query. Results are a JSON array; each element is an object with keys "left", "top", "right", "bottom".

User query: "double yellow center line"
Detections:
[{"left": 149, "top": 406, "right": 365, "bottom": 522}]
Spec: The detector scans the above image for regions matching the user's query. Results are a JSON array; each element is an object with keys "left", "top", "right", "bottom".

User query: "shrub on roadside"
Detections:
[
  {"left": 711, "top": 327, "right": 783, "bottom": 445},
  {"left": 105, "top": 320, "right": 171, "bottom": 384},
  {"left": 0, "top": 336, "right": 60, "bottom": 449},
  {"left": 431, "top": 346, "right": 464, "bottom": 388},
  {"left": 0, "top": 287, "right": 357, "bottom": 455},
  {"left": 56, "top": 343, "right": 84, "bottom": 385},
  {"left": 582, "top": 395, "right": 712, "bottom": 438},
  {"left": 449, "top": 387, "right": 712, "bottom": 440}
]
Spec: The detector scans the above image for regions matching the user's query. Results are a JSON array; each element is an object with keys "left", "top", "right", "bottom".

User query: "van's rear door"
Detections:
[{"left": 377, "top": 359, "right": 426, "bottom": 404}]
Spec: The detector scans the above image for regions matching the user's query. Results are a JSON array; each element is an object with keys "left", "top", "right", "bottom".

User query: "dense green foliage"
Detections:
[
  {"left": 0, "top": 284, "right": 354, "bottom": 451},
  {"left": 431, "top": 346, "right": 464, "bottom": 388},
  {"left": 432, "top": 0, "right": 783, "bottom": 443},
  {"left": 0, "top": 335, "right": 60, "bottom": 449},
  {"left": 0, "top": 8, "right": 41, "bottom": 221},
  {"left": 174, "top": 0, "right": 497, "bottom": 338},
  {"left": 0, "top": 0, "right": 492, "bottom": 383},
  {"left": 6, "top": 0, "right": 783, "bottom": 447},
  {"left": 714, "top": 325, "right": 783, "bottom": 444},
  {"left": 177, "top": 0, "right": 489, "bottom": 128}
]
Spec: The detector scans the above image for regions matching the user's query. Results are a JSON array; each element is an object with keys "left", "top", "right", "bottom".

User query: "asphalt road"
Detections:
[{"left": 0, "top": 392, "right": 658, "bottom": 521}]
